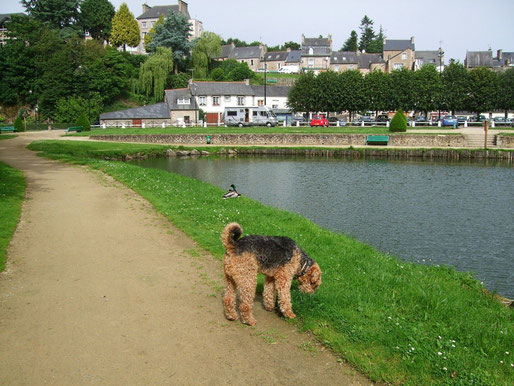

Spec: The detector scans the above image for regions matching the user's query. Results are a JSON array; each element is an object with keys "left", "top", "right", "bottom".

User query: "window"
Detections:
[
  {"left": 394, "top": 63, "right": 404, "bottom": 70},
  {"left": 151, "top": 21, "right": 155, "bottom": 27},
  {"left": 402, "top": 52, "right": 407, "bottom": 60},
  {"left": 198, "top": 96, "right": 206, "bottom": 106},
  {"left": 250, "top": 59, "right": 254, "bottom": 66},
  {"left": 227, "top": 111, "right": 237, "bottom": 116},
  {"left": 142, "top": 22, "right": 147, "bottom": 28},
  {"left": 237, "top": 96, "right": 245, "bottom": 106},
  {"left": 272, "top": 104, "right": 278, "bottom": 109},
  {"left": 212, "top": 96, "right": 220, "bottom": 106},
  {"left": 177, "top": 97, "right": 190, "bottom": 105},
  {"left": 309, "top": 47, "right": 314, "bottom": 55},
  {"left": 308, "top": 58, "right": 314, "bottom": 67},
  {"left": 334, "top": 65, "right": 339, "bottom": 71},
  {"left": 349, "top": 64, "right": 354, "bottom": 70},
  {"left": 224, "top": 96, "right": 231, "bottom": 102},
  {"left": 257, "top": 99, "right": 264, "bottom": 106}
]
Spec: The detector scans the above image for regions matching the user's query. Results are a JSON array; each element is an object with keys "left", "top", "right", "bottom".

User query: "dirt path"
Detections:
[{"left": 0, "top": 131, "right": 371, "bottom": 385}]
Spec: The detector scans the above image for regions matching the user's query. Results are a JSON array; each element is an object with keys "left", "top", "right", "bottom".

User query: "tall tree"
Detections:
[
  {"left": 389, "top": 67, "right": 415, "bottom": 111},
  {"left": 79, "top": 0, "right": 115, "bottom": 41},
  {"left": 412, "top": 64, "right": 441, "bottom": 116},
  {"left": 110, "top": 3, "right": 140, "bottom": 51},
  {"left": 341, "top": 30, "right": 358, "bottom": 52},
  {"left": 138, "top": 47, "right": 174, "bottom": 103},
  {"left": 363, "top": 70, "right": 391, "bottom": 114},
  {"left": 148, "top": 10, "right": 193, "bottom": 73},
  {"left": 465, "top": 67, "right": 498, "bottom": 117},
  {"left": 337, "top": 70, "right": 364, "bottom": 120},
  {"left": 192, "top": 31, "right": 221, "bottom": 79},
  {"left": 441, "top": 61, "right": 468, "bottom": 115},
  {"left": 21, "top": 0, "right": 80, "bottom": 29},
  {"left": 358, "top": 15, "right": 376, "bottom": 53},
  {"left": 496, "top": 68, "right": 514, "bottom": 119},
  {"left": 287, "top": 71, "right": 318, "bottom": 113},
  {"left": 367, "top": 25, "right": 385, "bottom": 54},
  {"left": 282, "top": 41, "right": 300, "bottom": 51},
  {"left": 144, "top": 14, "right": 164, "bottom": 53}
]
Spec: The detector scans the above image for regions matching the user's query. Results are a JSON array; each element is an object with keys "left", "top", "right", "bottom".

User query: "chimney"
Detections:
[
  {"left": 142, "top": 3, "right": 151, "bottom": 14},
  {"left": 178, "top": 0, "right": 188, "bottom": 15},
  {"left": 244, "top": 79, "right": 250, "bottom": 85},
  {"left": 497, "top": 49, "right": 503, "bottom": 61},
  {"left": 410, "top": 36, "right": 415, "bottom": 44},
  {"left": 287, "top": 47, "right": 291, "bottom": 53}
]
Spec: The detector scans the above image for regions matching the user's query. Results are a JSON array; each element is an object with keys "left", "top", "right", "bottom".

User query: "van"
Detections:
[
  {"left": 278, "top": 65, "right": 299, "bottom": 74},
  {"left": 223, "top": 107, "right": 278, "bottom": 127}
]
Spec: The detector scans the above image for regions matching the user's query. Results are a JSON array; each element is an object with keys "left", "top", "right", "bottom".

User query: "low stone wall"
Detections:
[
  {"left": 496, "top": 135, "right": 514, "bottom": 148},
  {"left": 92, "top": 133, "right": 466, "bottom": 147}
]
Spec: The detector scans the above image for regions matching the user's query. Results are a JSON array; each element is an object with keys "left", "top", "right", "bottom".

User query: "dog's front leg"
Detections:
[
  {"left": 262, "top": 276, "right": 276, "bottom": 311},
  {"left": 275, "top": 275, "right": 296, "bottom": 319}
]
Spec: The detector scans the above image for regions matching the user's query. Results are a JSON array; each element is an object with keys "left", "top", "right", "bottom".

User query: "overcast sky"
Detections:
[{"left": 3, "top": 0, "right": 513, "bottom": 62}]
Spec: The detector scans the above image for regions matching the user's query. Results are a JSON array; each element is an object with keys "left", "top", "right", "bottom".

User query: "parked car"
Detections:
[
  {"left": 469, "top": 114, "right": 487, "bottom": 122},
  {"left": 310, "top": 114, "right": 329, "bottom": 127},
  {"left": 493, "top": 117, "right": 511, "bottom": 126},
  {"left": 291, "top": 115, "right": 306, "bottom": 125},
  {"left": 338, "top": 117, "right": 347, "bottom": 126},
  {"left": 457, "top": 116, "right": 468, "bottom": 125},
  {"left": 353, "top": 115, "right": 373, "bottom": 125},
  {"left": 415, "top": 116, "right": 429, "bottom": 125},
  {"left": 376, "top": 114, "right": 389, "bottom": 123},
  {"left": 442, "top": 115, "right": 458, "bottom": 127}
]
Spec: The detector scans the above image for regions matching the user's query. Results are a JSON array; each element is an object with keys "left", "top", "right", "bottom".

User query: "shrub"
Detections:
[
  {"left": 76, "top": 113, "right": 91, "bottom": 132},
  {"left": 210, "top": 68, "right": 225, "bottom": 81},
  {"left": 390, "top": 109, "right": 407, "bottom": 132},
  {"left": 14, "top": 116, "right": 24, "bottom": 132}
]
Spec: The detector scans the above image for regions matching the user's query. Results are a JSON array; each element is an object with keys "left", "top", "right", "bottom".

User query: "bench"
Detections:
[
  {"left": 366, "top": 135, "right": 389, "bottom": 145},
  {"left": 0, "top": 126, "right": 16, "bottom": 133},
  {"left": 65, "top": 126, "right": 83, "bottom": 133}
]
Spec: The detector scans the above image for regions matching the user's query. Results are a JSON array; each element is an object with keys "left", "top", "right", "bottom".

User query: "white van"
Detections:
[
  {"left": 223, "top": 107, "right": 278, "bottom": 127},
  {"left": 278, "top": 65, "right": 299, "bottom": 74}
]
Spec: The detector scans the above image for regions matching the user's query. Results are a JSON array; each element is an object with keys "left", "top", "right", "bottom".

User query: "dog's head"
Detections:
[{"left": 297, "top": 263, "right": 322, "bottom": 293}]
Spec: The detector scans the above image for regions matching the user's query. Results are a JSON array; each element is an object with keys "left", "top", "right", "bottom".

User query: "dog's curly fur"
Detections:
[{"left": 221, "top": 222, "right": 322, "bottom": 326}]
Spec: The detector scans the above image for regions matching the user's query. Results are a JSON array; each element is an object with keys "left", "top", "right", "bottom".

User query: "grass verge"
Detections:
[
  {"left": 27, "top": 140, "right": 514, "bottom": 385},
  {"left": 0, "top": 162, "right": 26, "bottom": 271}
]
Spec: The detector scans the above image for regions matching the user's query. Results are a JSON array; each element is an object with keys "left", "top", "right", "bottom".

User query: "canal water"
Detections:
[{"left": 133, "top": 156, "right": 514, "bottom": 299}]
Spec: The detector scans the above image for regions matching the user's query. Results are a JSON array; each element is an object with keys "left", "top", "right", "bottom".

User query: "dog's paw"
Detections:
[
  {"left": 243, "top": 317, "right": 257, "bottom": 326},
  {"left": 225, "top": 312, "right": 238, "bottom": 321},
  {"left": 283, "top": 310, "right": 296, "bottom": 319}
]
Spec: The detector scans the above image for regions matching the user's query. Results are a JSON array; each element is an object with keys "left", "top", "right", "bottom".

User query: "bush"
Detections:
[
  {"left": 75, "top": 113, "right": 90, "bottom": 132},
  {"left": 389, "top": 109, "right": 407, "bottom": 132},
  {"left": 210, "top": 68, "right": 225, "bottom": 81},
  {"left": 14, "top": 116, "right": 24, "bottom": 132}
]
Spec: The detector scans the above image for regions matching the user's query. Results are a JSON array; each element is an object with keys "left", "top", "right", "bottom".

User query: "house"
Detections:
[
  {"left": 465, "top": 49, "right": 514, "bottom": 70},
  {"left": 262, "top": 50, "right": 290, "bottom": 72},
  {"left": 135, "top": 1, "right": 203, "bottom": 54},
  {"left": 415, "top": 50, "right": 444, "bottom": 71},
  {"left": 217, "top": 44, "right": 267, "bottom": 72},
  {"left": 100, "top": 81, "right": 291, "bottom": 126},
  {"left": 285, "top": 50, "right": 302, "bottom": 68},
  {"left": 383, "top": 37, "right": 416, "bottom": 72},
  {"left": 300, "top": 34, "right": 332, "bottom": 72},
  {"left": 358, "top": 53, "right": 385, "bottom": 73},
  {"left": 329, "top": 51, "right": 358, "bottom": 72},
  {"left": 0, "top": 13, "right": 25, "bottom": 47}
]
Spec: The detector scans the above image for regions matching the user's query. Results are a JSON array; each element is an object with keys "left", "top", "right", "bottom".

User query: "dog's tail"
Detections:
[{"left": 222, "top": 222, "right": 242, "bottom": 255}]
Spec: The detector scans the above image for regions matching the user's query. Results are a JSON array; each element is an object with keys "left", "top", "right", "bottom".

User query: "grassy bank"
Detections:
[
  {"left": 0, "top": 162, "right": 26, "bottom": 271},
  {"left": 27, "top": 140, "right": 514, "bottom": 385}
]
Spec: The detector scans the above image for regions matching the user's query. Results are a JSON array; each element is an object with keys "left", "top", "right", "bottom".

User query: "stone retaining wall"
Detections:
[
  {"left": 92, "top": 133, "right": 466, "bottom": 147},
  {"left": 496, "top": 135, "right": 514, "bottom": 148}
]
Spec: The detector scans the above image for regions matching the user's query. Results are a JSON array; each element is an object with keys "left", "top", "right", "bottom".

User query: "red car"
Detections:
[{"left": 310, "top": 114, "right": 329, "bottom": 127}]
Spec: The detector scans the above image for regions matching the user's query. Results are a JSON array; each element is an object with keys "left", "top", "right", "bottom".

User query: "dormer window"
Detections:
[
  {"left": 177, "top": 97, "right": 191, "bottom": 105},
  {"left": 309, "top": 47, "right": 313, "bottom": 55},
  {"left": 402, "top": 52, "right": 407, "bottom": 60}
]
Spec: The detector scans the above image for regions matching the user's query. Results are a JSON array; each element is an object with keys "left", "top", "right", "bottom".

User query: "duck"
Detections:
[{"left": 222, "top": 184, "right": 241, "bottom": 199}]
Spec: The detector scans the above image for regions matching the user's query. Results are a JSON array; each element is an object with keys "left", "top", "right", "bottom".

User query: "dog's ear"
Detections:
[{"left": 309, "top": 265, "right": 321, "bottom": 285}]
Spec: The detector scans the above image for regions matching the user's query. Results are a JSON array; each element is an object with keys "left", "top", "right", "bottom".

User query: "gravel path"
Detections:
[{"left": 0, "top": 131, "right": 371, "bottom": 385}]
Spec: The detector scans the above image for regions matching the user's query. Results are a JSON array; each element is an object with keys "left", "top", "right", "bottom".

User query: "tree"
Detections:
[
  {"left": 336, "top": 70, "right": 364, "bottom": 120},
  {"left": 358, "top": 15, "right": 376, "bottom": 53},
  {"left": 14, "top": 116, "right": 24, "bottom": 132},
  {"left": 363, "top": 70, "right": 391, "bottom": 114},
  {"left": 192, "top": 32, "right": 222, "bottom": 79},
  {"left": 227, "top": 62, "right": 253, "bottom": 81},
  {"left": 367, "top": 25, "right": 385, "bottom": 54},
  {"left": 210, "top": 68, "right": 225, "bottom": 81},
  {"left": 76, "top": 112, "right": 91, "bottom": 131},
  {"left": 282, "top": 41, "right": 300, "bottom": 51},
  {"left": 341, "top": 30, "right": 358, "bottom": 52},
  {"left": 144, "top": 14, "right": 164, "bottom": 52},
  {"left": 412, "top": 65, "right": 441, "bottom": 117},
  {"left": 315, "top": 71, "right": 341, "bottom": 114},
  {"left": 79, "top": 0, "right": 115, "bottom": 41},
  {"left": 441, "top": 61, "right": 468, "bottom": 115},
  {"left": 465, "top": 67, "right": 498, "bottom": 118},
  {"left": 389, "top": 67, "right": 415, "bottom": 111},
  {"left": 22, "top": 0, "right": 80, "bottom": 29},
  {"left": 138, "top": 47, "right": 174, "bottom": 102},
  {"left": 147, "top": 10, "right": 193, "bottom": 73},
  {"left": 110, "top": 3, "right": 140, "bottom": 51},
  {"left": 389, "top": 109, "right": 407, "bottom": 132},
  {"left": 54, "top": 94, "right": 103, "bottom": 124},
  {"left": 287, "top": 71, "right": 318, "bottom": 113},
  {"left": 496, "top": 68, "right": 514, "bottom": 119}
]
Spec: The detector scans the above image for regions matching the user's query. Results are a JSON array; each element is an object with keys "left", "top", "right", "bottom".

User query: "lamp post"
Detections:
[
  {"left": 78, "top": 65, "right": 91, "bottom": 125},
  {"left": 188, "top": 68, "right": 197, "bottom": 125},
  {"left": 437, "top": 46, "right": 444, "bottom": 120},
  {"left": 264, "top": 52, "right": 267, "bottom": 106}
]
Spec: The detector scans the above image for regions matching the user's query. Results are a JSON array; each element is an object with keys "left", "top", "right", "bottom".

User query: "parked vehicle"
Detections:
[
  {"left": 291, "top": 115, "right": 307, "bottom": 125},
  {"left": 442, "top": 115, "right": 458, "bottom": 127},
  {"left": 278, "top": 65, "right": 299, "bottom": 74},
  {"left": 310, "top": 114, "right": 329, "bottom": 127},
  {"left": 493, "top": 117, "right": 511, "bottom": 126},
  {"left": 376, "top": 114, "right": 389, "bottom": 122},
  {"left": 469, "top": 114, "right": 487, "bottom": 122},
  {"left": 328, "top": 117, "right": 339, "bottom": 126},
  {"left": 353, "top": 115, "right": 373, "bottom": 125},
  {"left": 338, "top": 117, "right": 347, "bottom": 126},
  {"left": 223, "top": 106, "right": 278, "bottom": 127},
  {"left": 456, "top": 116, "right": 468, "bottom": 125}
]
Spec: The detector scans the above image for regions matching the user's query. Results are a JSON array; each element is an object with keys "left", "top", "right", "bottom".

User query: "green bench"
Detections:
[
  {"left": 366, "top": 135, "right": 390, "bottom": 145},
  {"left": 65, "top": 126, "right": 83, "bottom": 133},
  {"left": 0, "top": 126, "right": 16, "bottom": 133}
]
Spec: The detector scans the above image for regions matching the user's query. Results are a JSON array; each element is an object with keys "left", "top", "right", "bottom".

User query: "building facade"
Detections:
[{"left": 383, "top": 37, "right": 416, "bottom": 72}]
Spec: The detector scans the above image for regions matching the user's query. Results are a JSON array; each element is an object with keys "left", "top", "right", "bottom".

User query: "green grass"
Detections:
[
  {"left": 0, "top": 162, "right": 26, "bottom": 271},
  {"left": 0, "top": 135, "right": 17, "bottom": 140},
  {"left": 27, "top": 140, "right": 514, "bottom": 385}
]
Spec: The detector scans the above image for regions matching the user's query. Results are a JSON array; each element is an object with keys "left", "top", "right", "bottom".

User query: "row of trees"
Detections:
[{"left": 288, "top": 64, "right": 514, "bottom": 119}]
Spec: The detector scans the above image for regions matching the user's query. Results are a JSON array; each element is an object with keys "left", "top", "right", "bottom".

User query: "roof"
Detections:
[
  {"left": 229, "top": 46, "right": 263, "bottom": 60},
  {"left": 302, "top": 36, "right": 332, "bottom": 56},
  {"left": 219, "top": 44, "right": 234, "bottom": 59},
  {"left": 165, "top": 88, "right": 198, "bottom": 110},
  {"left": 384, "top": 39, "right": 415, "bottom": 51},
  {"left": 465, "top": 51, "right": 493, "bottom": 68},
  {"left": 264, "top": 51, "right": 289, "bottom": 62},
  {"left": 331, "top": 51, "right": 358, "bottom": 64},
  {"left": 99, "top": 103, "right": 170, "bottom": 120},
  {"left": 303, "top": 37, "right": 331, "bottom": 47},
  {"left": 251, "top": 86, "right": 291, "bottom": 98},
  {"left": 137, "top": 5, "right": 190, "bottom": 20},
  {"left": 286, "top": 50, "right": 302, "bottom": 63},
  {"left": 415, "top": 51, "right": 442, "bottom": 66},
  {"left": 497, "top": 51, "right": 514, "bottom": 66},
  {"left": 191, "top": 82, "right": 256, "bottom": 96},
  {"left": 358, "top": 53, "right": 384, "bottom": 69}
]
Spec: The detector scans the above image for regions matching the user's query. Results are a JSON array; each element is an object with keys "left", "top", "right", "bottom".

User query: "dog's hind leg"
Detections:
[
  {"left": 236, "top": 274, "right": 257, "bottom": 326},
  {"left": 262, "top": 276, "right": 276, "bottom": 312},
  {"left": 223, "top": 273, "right": 238, "bottom": 321}
]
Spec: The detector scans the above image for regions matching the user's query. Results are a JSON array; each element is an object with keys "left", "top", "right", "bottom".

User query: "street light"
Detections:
[
  {"left": 437, "top": 46, "right": 444, "bottom": 120},
  {"left": 78, "top": 65, "right": 91, "bottom": 125}
]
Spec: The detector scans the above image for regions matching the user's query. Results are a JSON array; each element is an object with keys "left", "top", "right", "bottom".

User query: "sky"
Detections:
[{"left": 3, "top": 0, "right": 513, "bottom": 63}]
